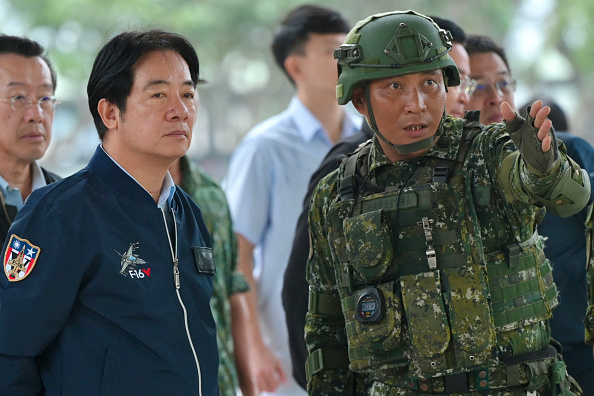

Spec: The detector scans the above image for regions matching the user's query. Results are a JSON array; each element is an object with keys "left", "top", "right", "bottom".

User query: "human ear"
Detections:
[
  {"left": 97, "top": 99, "right": 120, "bottom": 131},
  {"left": 351, "top": 86, "right": 367, "bottom": 116},
  {"left": 284, "top": 55, "right": 300, "bottom": 82}
]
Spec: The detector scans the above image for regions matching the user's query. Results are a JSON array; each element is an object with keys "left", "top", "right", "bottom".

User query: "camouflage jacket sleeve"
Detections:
[
  {"left": 585, "top": 203, "right": 594, "bottom": 343},
  {"left": 484, "top": 123, "right": 590, "bottom": 218},
  {"left": 305, "top": 170, "right": 360, "bottom": 395}
]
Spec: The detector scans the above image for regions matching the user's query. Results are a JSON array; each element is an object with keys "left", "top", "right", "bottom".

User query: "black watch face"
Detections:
[
  {"left": 356, "top": 287, "right": 384, "bottom": 323},
  {"left": 358, "top": 294, "right": 378, "bottom": 319}
]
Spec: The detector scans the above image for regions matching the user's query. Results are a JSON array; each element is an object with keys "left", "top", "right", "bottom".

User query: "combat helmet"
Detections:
[{"left": 334, "top": 10, "right": 460, "bottom": 154}]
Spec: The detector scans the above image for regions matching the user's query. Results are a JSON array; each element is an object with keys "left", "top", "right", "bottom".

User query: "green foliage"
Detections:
[{"left": 3, "top": 0, "right": 594, "bottom": 176}]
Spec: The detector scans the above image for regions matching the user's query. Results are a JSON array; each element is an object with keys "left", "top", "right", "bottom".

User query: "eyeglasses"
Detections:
[
  {"left": 471, "top": 78, "right": 517, "bottom": 97},
  {"left": 0, "top": 95, "right": 60, "bottom": 112},
  {"left": 456, "top": 76, "right": 477, "bottom": 96}
]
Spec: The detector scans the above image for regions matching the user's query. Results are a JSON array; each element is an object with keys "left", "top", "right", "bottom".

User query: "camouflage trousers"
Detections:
[
  {"left": 367, "top": 373, "right": 581, "bottom": 396},
  {"left": 367, "top": 381, "right": 580, "bottom": 395}
]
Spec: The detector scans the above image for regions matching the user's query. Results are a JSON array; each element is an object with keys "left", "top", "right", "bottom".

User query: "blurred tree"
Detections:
[{"left": 2, "top": 0, "right": 592, "bottom": 178}]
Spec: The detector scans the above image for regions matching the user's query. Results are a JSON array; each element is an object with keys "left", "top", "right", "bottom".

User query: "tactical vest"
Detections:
[{"left": 326, "top": 119, "right": 558, "bottom": 380}]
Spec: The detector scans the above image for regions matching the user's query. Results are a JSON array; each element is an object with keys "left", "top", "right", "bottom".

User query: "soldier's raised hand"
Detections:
[{"left": 502, "top": 100, "right": 559, "bottom": 174}]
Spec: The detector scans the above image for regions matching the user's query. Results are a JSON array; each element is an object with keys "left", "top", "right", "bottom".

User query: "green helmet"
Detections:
[{"left": 335, "top": 10, "right": 460, "bottom": 105}]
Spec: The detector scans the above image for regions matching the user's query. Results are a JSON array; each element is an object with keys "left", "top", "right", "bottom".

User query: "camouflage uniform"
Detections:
[
  {"left": 585, "top": 203, "right": 594, "bottom": 344},
  {"left": 305, "top": 115, "right": 586, "bottom": 395},
  {"left": 179, "top": 156, "right": 249, "bottom": 396}
]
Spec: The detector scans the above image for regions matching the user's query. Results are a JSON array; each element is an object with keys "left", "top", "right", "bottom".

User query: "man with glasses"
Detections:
[
  {"left": 0, "top": 35, "right": 60, "bottom": 245},
  {"left": 465, "top": 34, "right": 517, "bottom": 125}
]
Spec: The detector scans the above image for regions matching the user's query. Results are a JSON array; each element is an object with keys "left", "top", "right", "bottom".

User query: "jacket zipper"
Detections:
[{"left": 162, "top": 207, "right": 203, "bottom": 396}]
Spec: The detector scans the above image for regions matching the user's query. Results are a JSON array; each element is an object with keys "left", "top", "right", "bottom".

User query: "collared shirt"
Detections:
[
  {"left": 223, "top": 95, "right": 361, "bottom": 396},
  {"left": 0, "top": 161, "right": 46, "bottom": 210}
]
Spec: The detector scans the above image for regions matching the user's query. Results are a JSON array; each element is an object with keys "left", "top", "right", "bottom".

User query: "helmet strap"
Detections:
[{"left": 364, "top": 84, "right": 445, "bottom": 155}]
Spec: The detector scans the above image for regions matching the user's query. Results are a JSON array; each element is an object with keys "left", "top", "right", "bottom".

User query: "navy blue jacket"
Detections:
[{"left": 0, "top": 147, "right": 219, "bottom": 396}]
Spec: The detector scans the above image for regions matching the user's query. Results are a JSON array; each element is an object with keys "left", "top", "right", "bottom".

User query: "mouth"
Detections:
[
  {"left": 404, "top": 124, "right": 428, "bottom": 138},
  {"left": 21, "top": 132, "right": 45, "bottom": 141},
  {"left": 488, "top": 113, "right": 504, "bottom": 123},
  {"left": 166, "top": 130, "right": 188, "bottom": 137}
]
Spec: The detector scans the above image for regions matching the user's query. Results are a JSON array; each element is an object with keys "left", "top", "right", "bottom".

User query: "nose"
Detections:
[
  {"left": 485, "top": 84, "right": 504, "bottom": 105},
  {"left": 459, "top": 89, "right": 470, "bottom": 106},
  {"left": 23, "top": 102, "right": 44, "bottom": 123},
  {"left": 166, "top": 95, "right": 191, "bottom": 121},
  {"left": 404, "top": 87, "right": 427, "bottom": 113}
]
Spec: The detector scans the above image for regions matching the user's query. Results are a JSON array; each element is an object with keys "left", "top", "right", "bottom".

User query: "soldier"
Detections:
[{"left": 305, "top": 10, "right": 590, "bottom": 395}]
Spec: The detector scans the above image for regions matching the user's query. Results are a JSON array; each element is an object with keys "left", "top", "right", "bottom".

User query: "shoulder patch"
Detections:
[{"left": 4, "top": 234, "right": 41, "bottom": 282}]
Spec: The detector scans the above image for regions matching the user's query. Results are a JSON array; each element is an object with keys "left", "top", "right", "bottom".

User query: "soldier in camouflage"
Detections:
[
  {"left": 172, "top": 156, "right": 250, "bottom": 395},
  {"left": 305, "top": 10, "right": 591, "bottom": 395}
]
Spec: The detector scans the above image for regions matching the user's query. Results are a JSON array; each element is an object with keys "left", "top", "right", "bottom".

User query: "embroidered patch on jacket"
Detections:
[
  {"left": 114, "top": 242, "right": 149, "bottom": 277},
  {"left": 4, "top": 234, "right": 41, "bottom": 282}
]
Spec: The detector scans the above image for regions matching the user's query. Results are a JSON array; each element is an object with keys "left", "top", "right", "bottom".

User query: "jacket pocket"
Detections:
[{"left": 100, "top": 343, "right": 121, "bottom": 396}]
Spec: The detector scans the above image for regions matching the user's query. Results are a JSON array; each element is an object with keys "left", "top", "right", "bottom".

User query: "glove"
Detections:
[{"left": 504, "top": 106, "right": 560, "bottom": 174}]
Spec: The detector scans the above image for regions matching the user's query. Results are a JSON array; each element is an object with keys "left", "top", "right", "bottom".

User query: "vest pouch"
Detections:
[
  {"left": 342, "top": 281, "right": 405, "bottom": 371},
  {"left": 487, "top": 240, "right": 558, "bottom": 331},
  {"left": 344, "top": 209, "right": 393, "bottom": 283},
  {"left": 400, "top": 271, "right": 450, "bottom": 377},
  {"left": 443, "top": 265, "right": 497, "bottom": 370}
]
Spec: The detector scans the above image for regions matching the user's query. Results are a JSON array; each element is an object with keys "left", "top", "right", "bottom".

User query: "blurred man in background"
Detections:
[
  {"left": 0, "top": 35, "right": 60, "bottom": 245},
  {"left": 224, "top": 4, "right": 360, "bottom": 395},
  {"left": 465, "top": 34, "right": 516, "bottom": 125}
]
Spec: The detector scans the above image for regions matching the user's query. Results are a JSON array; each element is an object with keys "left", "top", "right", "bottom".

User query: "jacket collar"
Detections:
[{"left": 87, "top": 145, "right": 171, "bottom": 207}]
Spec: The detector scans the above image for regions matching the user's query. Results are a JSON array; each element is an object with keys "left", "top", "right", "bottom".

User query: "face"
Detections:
[
  {"left": 0, "top": 54, "right": 54, "bottom": 166},
  {"left": 291, "top": 33, "right": 346, "bottom": 96},
  {"left": 352, "top": 69, "right": 447, "bottom": 161},
  {"left": 445, "top": 43, "right": 471, "bottom": 119},
  {"left": 467, "top": 51, "right": 516, "bottom": 124},
  {"left": 103, "top": 50, "right": 196, "bottom": 167}
]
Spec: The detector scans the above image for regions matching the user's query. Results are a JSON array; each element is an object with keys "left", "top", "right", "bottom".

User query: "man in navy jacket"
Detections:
[{"left": 0, "top": 30, "right": 219, "bottom": 396}]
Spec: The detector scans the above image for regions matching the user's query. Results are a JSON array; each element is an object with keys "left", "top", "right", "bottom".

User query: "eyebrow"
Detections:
[
  {"left": 471, "top": 70, "right": 510, "bottom": 80},
  {"left": 143, "top": 79, "right": 195, "bottom": 90},
  {"left": 6, "top": 81, "right": 54, "bottom": 90}
]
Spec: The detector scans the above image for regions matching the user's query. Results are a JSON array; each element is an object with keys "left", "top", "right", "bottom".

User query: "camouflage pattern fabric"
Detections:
[
  {"left": 179, "top": 156, "right": 249, "bottom": 396},
  {"left": 305, "top": 115, "right": 584, "bottom": 395},
  {"left": 585, "top": 203, "right": 594, "bottom": 343}
]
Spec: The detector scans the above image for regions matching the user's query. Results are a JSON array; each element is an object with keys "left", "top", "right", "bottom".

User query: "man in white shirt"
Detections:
[{"left": 224, "top": 5, "right": 361, "bottom": 395}]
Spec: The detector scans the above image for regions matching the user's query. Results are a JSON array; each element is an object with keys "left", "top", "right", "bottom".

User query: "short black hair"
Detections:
[
  {"left": 428, "top": 16, "right": 466, "bottom": 45},
  {"left": 520, "top": 96, "right": 569, "bottom": 132},
  {"left": 465, "top": 34, "right": 511, "bottom": 73},
  {"left": 0, "top": 35, "right": 57, "bottom": 92},
  {"left": 272, "top": 4, "right": 350, "bottom": 83},
  {"left": 87, "top": 29, "right": 201, "bottom": 140}
]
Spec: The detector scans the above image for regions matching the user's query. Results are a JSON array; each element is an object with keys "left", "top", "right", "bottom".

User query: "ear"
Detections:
[
  {"left": 283, "top": 54, "right": 300, "bottom": 82},
  {"left": 351, "top": 86, "right": 368, "bottom": 116},
  {"left": 97, "top": 99, "right": 120, "bottom": 131}
]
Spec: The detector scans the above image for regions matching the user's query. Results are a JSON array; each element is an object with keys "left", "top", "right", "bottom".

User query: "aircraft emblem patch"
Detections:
[{"left": 4, "top": 234, "right": 41, "bottom": 282}]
